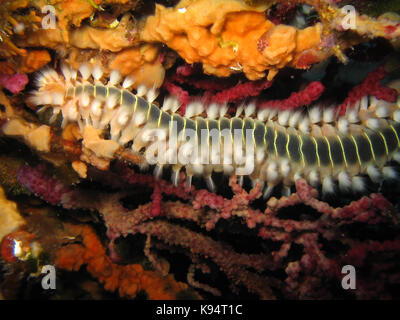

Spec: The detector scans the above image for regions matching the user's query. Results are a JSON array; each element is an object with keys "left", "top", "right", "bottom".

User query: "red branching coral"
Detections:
[
  {"left": 0, "top": 73, "right": 28, "bottom": 94},
  {"left": 15, "top": 161, "right": 400, "bottom": 299},
  {"left": 337, "top": 65, "right": 398, "bottom": 115}
]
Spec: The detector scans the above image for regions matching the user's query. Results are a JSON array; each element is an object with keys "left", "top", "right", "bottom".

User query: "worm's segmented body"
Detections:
[{"left": 30, "top": 64, "right": 400, "bottom": 197}]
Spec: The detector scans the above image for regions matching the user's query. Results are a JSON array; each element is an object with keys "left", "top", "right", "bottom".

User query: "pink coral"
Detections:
[{"left": 0, "top": 73, "right": 28, "bottom": 94}]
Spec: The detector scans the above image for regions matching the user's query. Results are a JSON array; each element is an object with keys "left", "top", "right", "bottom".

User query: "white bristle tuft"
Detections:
[
  {"left": 153, "top": 165, "right": 163, "bottom": 180},
  {"left": 90, "top": 99, "right": 102, "bottom": 117},
  {"left": 185, "top": 103, "right": 196, "bottom": 118},
  {"left": 235, "top": 104, "right": 244, "bottom": 117},
  {"left": 367, "top": 165, "right": 382, "bottom": 183},
  {"left": 79, "top": 64, "right": 91, "bottom": 80},
  {"left": 282, "top": 186, "right": 291, "bottom": 197},
  {"left": 267, "top": 109, "right": 277, "bottom": 120},
  {"left": 338, "top": 171, "right": 352, "bottom": 191},
  {"left": 105, "top": 95, "right": 118, "bottom": 109},
  {"left": 122, "top": 76, "right": 135, "bottom": 89},
  {"left": 365, "top": 118, "right": 380, "bottom": 130},
  {"left": 383, "top": 166, "right": 397, "bottom": 180},
  {"left": 323, "top": 108, "right": 335, "bottom": 123},
  {"left": 288, "top": 111, "right": 301, "bottom": 127},
  {"left": 263, "top": 185, "right": 274, "bottom": 199},
  {"left": 244, "top": 102, "right": 256, "bottom": 117},
  {"left": 393, "top": 110, "right": 400, "bottom": 122},
  {"left": 170, "top": 97, "right": 181, "bottom": 113},
  {"left": 337, "top": 117, "right": 349, "bottom": 133},
  {"left": 162, "top": 96, "right": 173, "bottom": 112},
  {"left": 309, "top": 106, "right": 322, "bottom": 124},
  {"left": 108, "top": 70, "right": 122, "bottom": 86},
  {"left": 393, "top": 152, "right": 400, "bottom": 163},
  {"left": 299, "top": 117, "right": 310, "bottom": 133},
  {"left": 360, "top": 96, "right": 369, "bottom": 110},
  {"left": 206, "top": 103, "right": 219, "bottom": 119},
  {"left": 92, "top": 65, "right": 103, "bottom": 81},
  {"left": 133, "top": 113, "right": 146, "bottom": 126},
  {"left": 219, "top": 104, "right": 228, "bottom": 118},
  {"left": 70, "top": 68, "right": 77, "bottom": 80},
  {"left": 347, "top": 109, "right": 359, "bottom": 123},
  {"left": 257, "top": 109, "right": 270, "bottom": 121},
  {"left": 136, "top": 84, "right": 147, "bottom": 97},
  {"left": 278, "top": 110, "right": 290, "bottom": 126},
  {"left": 171, "top": 169, "right": 180, "bottom": 186},
  {"left": 146, "top": 87, "right": 158, "bottom": 103},
  {"left": 308, "top": 170, "right": 319, "bottom": 187},
  {"left": 294, "top": 173, "right": 301, "bottom": 181},
  {"left": 352, "top": 176, "right": 365, "bottom": 193},
  {"left": 375, "top": 105, "right": 390, "bottom": 118},
  {"left": 79, "top": 93, "right": 90, "bottom": 108},
  {"left": 52, "top": 93, "right": 64, "bottom": 105},
  {"left": 322, "top": 176, "right": 335, "bottom": 194},
  {"left": 118, "top": 112, "right": 130, "bottom": 126},
  {"left": 267, "top": 162, "right": 279, "bottom": 181},
  {"left": 280, "top": 159, "right": 290, "bottom": 177},
  {"left": 61, "top": 64, "right": 71, "bottom": 80}
]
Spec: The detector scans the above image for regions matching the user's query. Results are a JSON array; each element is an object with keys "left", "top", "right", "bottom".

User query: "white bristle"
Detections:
[
  {"left": 92, "top": 65, "right": 104, "bottom": 81},
  {"left": 338, "top": 171, "right": 352, "bottom": 191},
  {"left": 146, "top": 87, "right": 158, "bottom": 103},
  {"left": 263, "top": 185, "right": 274, "bottom": 199},
  {"left": 367, "top": 165, "right": 382, "bottom": 183},
  {"left": 383, "top": 166, "right": 397, "bottom": 180},
  {"left": 251, "top": 179, "right": 264, "bottom": 190},
  {"left": 299, "top": 117, "right": 310, "bottom": 133},
  {"left": 67, "top": 104, "right": 79, "bottom": 121},
  {"left": 206, "top": 103, "right": 219, "bottom": 119},
  {"left": 105, "top": 95, "right": 118, "bottom": 109},
  {"left": 309, "top": 106, "right": 322, "bottom": 124},
  {"left": 133, "top": 113, "right": 146, "bottom": 126},
  {"left": 61, "top": 64, "right": 72, "bottom": 80},
  {"left": 288, "top": 111, "right": 301, "bottom": 127},
  {"left": 70, "top": 68, "right": 77, "bottom": 80},
  {"left": 352, "top": 100, "right": 360, "bottom": 111},
  {"left": 118, "top": 112, "right": 130, "bottom": 126},
  {"left": 366, "top": 118, "right": 380, "bottom": 130},
  {"left": 52, "top": 93, "right": 64, "bottom": 105},
  {"left": 278, "top": 110, "right": 290, "bottom": 126},
  {"left": 153, "top": 165, "right": 163, "bottom": 180},
  {"left": 308, "top": 170, "right": 319, "bottom": 187},
  {"left": 267, "top": 162, "right": 279, "bottom": 181},
  {"left": 90, "top": 99, "right": 102, "bottom": 117},
  {"left": 337, "top": 117, "right": 349, "bottom": 133},
  {"left": 322, "top": 176, "right": 335, "bottom": 194},
  {"left": 79, "top": 64, "right": 91, "bottom": 80},
  {"left": 352, "top": 176, "right": 365, "bottom": 193},
  {"left": 162, "top": 96, "right": 173, "bottom": 112},
  {"left": 360, "top": 96, "right": 369, "bottom": 110},
  {"left": 136, "top": 84, "right": 147, "bottom": 97},
  {"left": 393, "top": 152, "right": 400, "bottom": 163},
  {"left": 393, "top": 110, "right": 400, "bottom": 122},
  {"left": 375, "top": 105, "right": 390, "bottom": 118},
  {"left": 170, "top": 97, "right": 181, "bottom": 113},
  {"left": 185, "top": 103, "right": 196, "bottom": 118},
  {"left": 79, "top": 93, "right": 90, "bottom": 107},
  {"left": 347, "top": 109, "right": 359, "bottom": 123},
  {"left": 108, "top": 70, "right": 122, "bottom": 86},
  {"left": 244, "top": 102, "right": 256, "bottom": 117},
  {"left": 323, "top": 108, "right": 335, "bottom": 123},
  {"left": 122, "top": 76, "right": 135, "bottom": 89},
  {"left": 235, "top": 104, "right": 244, "bottom": 117},
  {"left": 219, "top": 104, "right": 228, "bottom": 118},
  {"left": 237, "top": 175, "right": 244, "bottom": 187},
  {"left": 293, "top": 173, "right": 301, "bottom": 181},
  {"left": 171, "top": 169, "right": 180, "bottom": 186},
  {"left": 282, "top": 186, "right": 291, "bottom": 197},
  {"left": 257, "top": 109, "right": 270, "bottom": 121},
  {"left": 267, "top": 109, "right": 277, "bottom": 120},
  {"left": 280, "top": 159, "right": 290, "bottom": 177}
]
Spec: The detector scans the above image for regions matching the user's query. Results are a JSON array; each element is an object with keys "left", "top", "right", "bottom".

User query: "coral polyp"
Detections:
[{"left": 1, "top": 0, "right": 400, "bottom": 301}]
